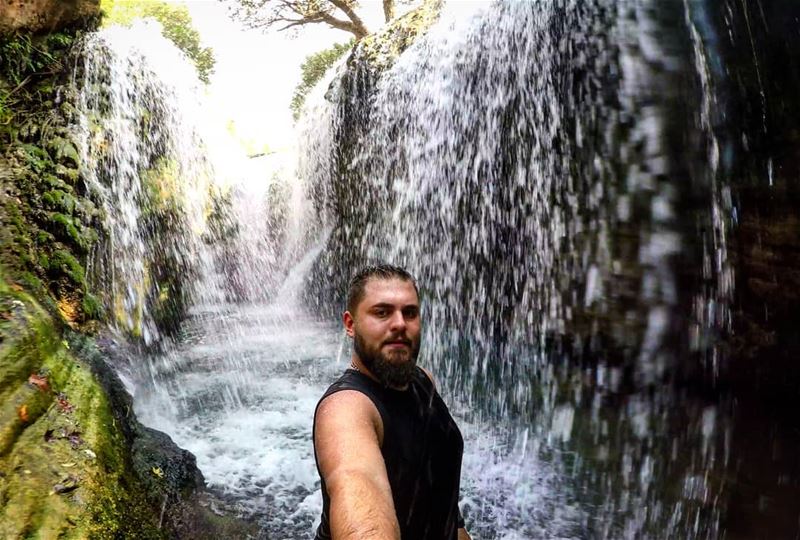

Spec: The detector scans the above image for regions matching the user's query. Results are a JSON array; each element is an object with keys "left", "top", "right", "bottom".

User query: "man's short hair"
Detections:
[{"left": 347, "top": 264, "right": 419, "bottom": 313}]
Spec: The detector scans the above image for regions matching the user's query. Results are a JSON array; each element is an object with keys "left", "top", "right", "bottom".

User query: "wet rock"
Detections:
[
  {"left": 131, "top": 426, "right": 204, "bottom": 502},
  {"left": 46, "top": 136, "right": 80, "bottom": 168},
  {"left": 356, "top": 0, "right": 443, "bottom": 75},
  {"left": 53, "top": 475, "right": 80, "bottom": 494},
  {"left": 82, "top": 335, "right": 256, "bottom": 538}
]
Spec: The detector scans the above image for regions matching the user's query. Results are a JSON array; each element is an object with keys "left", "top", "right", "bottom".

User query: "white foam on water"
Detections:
[
  {"left": 136, "top": 297, "right": 584, "bottom": 538},
  {"left": 136, "top": 305, "right": 342, "bottom": 537}
]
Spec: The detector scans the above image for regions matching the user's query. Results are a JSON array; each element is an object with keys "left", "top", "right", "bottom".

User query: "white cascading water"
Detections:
[
  {"left": 73, "top": 1, "right": 741, "bottom": 538},
  {"left": 684, "top": 0, "right": 734, "bottom": 369},
  {"left": 297, "top": 1, "right": 732, "bottom": 537},
  {"left": 74, "top": 20, "right": 222, "bottom": 345}
]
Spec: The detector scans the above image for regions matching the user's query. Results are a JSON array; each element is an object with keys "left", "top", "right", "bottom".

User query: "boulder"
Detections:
[{"left": 0, "top": 0, "right": 100, "bottom": 34}]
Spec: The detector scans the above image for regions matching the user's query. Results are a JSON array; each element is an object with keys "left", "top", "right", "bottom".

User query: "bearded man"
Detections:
[{"left": 313, "top": 264, "right": 471, "bottom": 540}]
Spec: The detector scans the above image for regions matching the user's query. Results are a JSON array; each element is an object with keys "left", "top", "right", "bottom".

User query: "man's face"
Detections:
[{"left": 345, "top": 277, "right": 421, "bottom": 388}]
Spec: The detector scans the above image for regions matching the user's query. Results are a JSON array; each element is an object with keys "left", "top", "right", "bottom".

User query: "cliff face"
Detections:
[
  {"left": 0, "top": 24, "right": 163, "bottom": 538},
  {"left": 304, "top": 0, "right": 444, "bottom": 315},
  {"left": 0, "top": 0, "right": 100, "bottom": 34},
  {"left": 0, "top": 12, "right": 254, "bottom": 540}
]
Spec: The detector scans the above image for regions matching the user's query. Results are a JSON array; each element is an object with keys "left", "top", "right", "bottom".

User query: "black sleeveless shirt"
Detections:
[{"left": 313, "top": 367, "right": 465, "bottom": 539}]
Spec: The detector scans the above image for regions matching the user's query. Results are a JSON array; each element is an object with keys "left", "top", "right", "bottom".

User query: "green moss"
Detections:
[
  {"left": 41, "top": 191, "right": 56, "bottom": 207},
  {"left": 36, "top": 230, "right": 54, "bottom": 245},
  {"left": 19, "top": 143, "right": 52, "bottom": 174},
  {"left": 42, "top": 189, "right": 77, "bottom": 214},
  {"left": 0, "top": 301, "right": 59, "bottom": 400},
  {"left": 357, "top": 0, "right": 442, "bottom": 73},
  {"left": 47, "top": 136, "right": 80, "bottom": 167},
  {"left": 55, "top": 164, "right": 80, "bottom": 185},
  {"left": 0, "top": 272, "right": 163, "bottom": 538},
  {"left": 51, "top": 212, "right": 83, "bottom": 249},
  {"left": 141, "top": 157, "right": 181, "bottom": 213},
  {"left": 48, "top": 250, "right": 85, "bottom": 285},
  {"left": 49, "top": 212, "right": 96, "bottom": 253},
  {"left": 18, "top": 272, "right": 45, "bottom": 296},
  {"left": 82, "top": 293, "right": 104, "bottom": 321},
  {"left": 42, "top": 172, "right": 68, "bottom": 190},
  {"left": 0, "top": 26, "right": 108, "bottom": 329},
  {"left": 2, "top": 201, "right": 34, "bottom": 267}
]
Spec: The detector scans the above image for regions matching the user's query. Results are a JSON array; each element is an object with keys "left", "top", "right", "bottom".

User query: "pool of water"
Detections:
[{"left": 133, "top": 301, "right": 584, "bottom": 539}]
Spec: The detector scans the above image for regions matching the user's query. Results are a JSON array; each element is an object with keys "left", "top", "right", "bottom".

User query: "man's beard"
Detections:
[{"left": 354, "top": 332, "right": 420, "bottom": 388}]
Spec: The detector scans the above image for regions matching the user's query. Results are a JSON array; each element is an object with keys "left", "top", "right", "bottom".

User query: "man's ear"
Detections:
[{"left": 343, "top": 310, "right": 355, "bottom": 337}]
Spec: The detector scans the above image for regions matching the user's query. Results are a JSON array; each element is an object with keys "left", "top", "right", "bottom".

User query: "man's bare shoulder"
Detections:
[
  {"left": 315, "top": 389, "right": 384, "bottom": 445},
  {"left": 317, "top": 389, "right": 376, "bottom": 417}
]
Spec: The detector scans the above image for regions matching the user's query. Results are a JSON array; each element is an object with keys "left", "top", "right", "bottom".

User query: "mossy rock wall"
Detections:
[
  {"left": 1, "top": 24, "right": 198, "bottom": 340},
  {"left": 0, "top": 272, "right": 163, "bottom": 538},
  {"left": 1, "top": 27, "right": 104, "bottom": 331},
  {"left": 1, "top": 23, "right": 256, "bottom": 540},
  {"left": 0, "top": 269, "right": 258, "bottom": 538}
]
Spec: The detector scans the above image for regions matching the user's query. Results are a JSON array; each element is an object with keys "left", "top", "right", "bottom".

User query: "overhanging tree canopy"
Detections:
[{"left": 228, "top": 0, "right": 403, "bottom": 39}]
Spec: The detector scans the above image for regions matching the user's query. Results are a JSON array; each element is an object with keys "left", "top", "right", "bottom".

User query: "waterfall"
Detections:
[
  {"left": 74, "top": 20, "right": 219, "bottom": 345},
  {"left": 71, "top": 1, "right": 800, "bottom": 538},
  {"left": 298, "top": 1, "right": 740, "bottom": 537}
]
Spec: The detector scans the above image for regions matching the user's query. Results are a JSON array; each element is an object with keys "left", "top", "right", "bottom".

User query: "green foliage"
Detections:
[
  {"left": 82, "top": 292, "right": 105, "bottom": 320},
  {"left": 0, "top": 92, "right": 13, "bottom": 127},
  {"left": 49, "top": 250, "right": 86, "bottom": 285},
  {"left": 291, "top": 40, "right": 354, "bottom": 120},
  {"left": 101, "top": 0, "right": 216, "bottom": 83},
  {"left": 0, "top": 30, "right": 78, "bottom": 144},
  {"left": 20, "top": 143, "right": 50, "bottom": 173},
  {"left": 0, "top": 34, "right": 54, "bottom": 85}
]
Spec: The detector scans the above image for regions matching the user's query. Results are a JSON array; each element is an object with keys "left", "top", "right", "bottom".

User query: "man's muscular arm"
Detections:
[{"left": 314, "top": 390, "right": 400, "bottom": 540}]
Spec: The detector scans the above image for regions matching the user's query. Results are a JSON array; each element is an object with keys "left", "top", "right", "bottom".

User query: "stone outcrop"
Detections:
[
  {"left": 0, "top": 273, "right": 257, "bottom": 538},
  {"left": 0, "top": 273, "right": 161, "bottom": 538},
  {"left": 0, "top": 0, "right": 100, "bottom": 34}
]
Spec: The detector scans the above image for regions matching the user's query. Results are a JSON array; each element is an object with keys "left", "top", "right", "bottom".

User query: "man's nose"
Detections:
[{"left": 388, "top": 310, "right": 406, "bottom": 331}]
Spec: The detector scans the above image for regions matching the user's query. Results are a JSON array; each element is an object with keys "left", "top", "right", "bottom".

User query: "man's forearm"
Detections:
[{"left": 328, "top": 471, "right": 400, "bottom": 540}]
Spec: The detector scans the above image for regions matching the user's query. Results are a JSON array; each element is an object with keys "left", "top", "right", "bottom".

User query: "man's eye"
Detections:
[
  {"left": 402, "top": 308, "right": 418, "bottom": 318},
  {"left": 374, "top": 309, "right": 389, "bottom": 317}
]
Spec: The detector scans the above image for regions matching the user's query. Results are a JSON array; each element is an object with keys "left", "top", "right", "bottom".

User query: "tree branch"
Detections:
[
  {"left": 318, "top": 12, "right": 365, "bottom": 38},
  {"left": 328, "top": 0, "right": 369, "bottom": 37},
  {"left": 382, "top": 0, "right": 395, "bottom": 22},
  {"left": 228, "top": 0, "right": 370, "bottom": 39}
]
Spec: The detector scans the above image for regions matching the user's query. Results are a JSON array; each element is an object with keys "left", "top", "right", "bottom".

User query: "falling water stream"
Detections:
[{"left": 74, "top": 2, "right": 800, "bottom": 539}]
